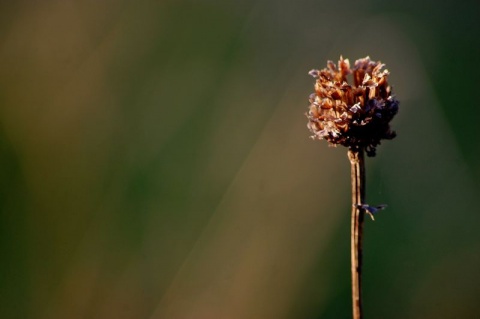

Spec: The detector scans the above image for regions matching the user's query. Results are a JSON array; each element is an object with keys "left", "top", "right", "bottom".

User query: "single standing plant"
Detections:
[{"left": 306, "top": 56, "right": 399, "bottom": 319}]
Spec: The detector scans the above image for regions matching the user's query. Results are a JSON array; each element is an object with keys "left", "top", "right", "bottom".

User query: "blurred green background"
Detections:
[{"left": 1, "top": 1, "right": 479, "bottom": 318}]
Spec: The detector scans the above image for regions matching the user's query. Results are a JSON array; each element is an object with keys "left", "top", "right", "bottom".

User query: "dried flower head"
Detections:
[{"left": 306, "top": 56, "right": 399, "bottom": 156}]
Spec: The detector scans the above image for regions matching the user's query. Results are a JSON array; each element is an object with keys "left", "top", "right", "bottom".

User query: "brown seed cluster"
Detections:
[{"left": 306, "top": 56, "right": 399, "bottom": 156}]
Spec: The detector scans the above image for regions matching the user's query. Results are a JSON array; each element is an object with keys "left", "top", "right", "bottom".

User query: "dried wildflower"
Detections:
[{"left": 306, "top": 56, "right": 399, "bottom": 156}]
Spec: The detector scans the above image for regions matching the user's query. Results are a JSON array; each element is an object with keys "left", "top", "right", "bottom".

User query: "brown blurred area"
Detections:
[{"left": 1, "top": 1, "right": 479, "bottom": 318}]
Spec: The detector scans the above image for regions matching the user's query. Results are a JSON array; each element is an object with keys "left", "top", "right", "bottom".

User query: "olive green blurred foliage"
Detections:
[{"left": 0, "top": 0, "right": 479, "bottom": 318}]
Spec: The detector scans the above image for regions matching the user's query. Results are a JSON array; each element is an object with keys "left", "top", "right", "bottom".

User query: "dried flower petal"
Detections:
[
  {"left": 308, "top": 69, "right": 320, "bottom": 78},
  {"left": 306, "top": 56, "right": 399, "bottom": 156}
]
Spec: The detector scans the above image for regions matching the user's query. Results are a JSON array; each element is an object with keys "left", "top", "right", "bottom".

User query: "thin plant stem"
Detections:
[{"left": 348, "top": 149, "right": 366, "bottom": 319}]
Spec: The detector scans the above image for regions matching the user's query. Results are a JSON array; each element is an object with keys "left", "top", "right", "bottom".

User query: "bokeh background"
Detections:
[{"left": 1, "top": 1, "right": 479, "bottom": 318}]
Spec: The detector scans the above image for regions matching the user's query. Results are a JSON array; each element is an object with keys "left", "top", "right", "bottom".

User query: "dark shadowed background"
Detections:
[{"left": 1, "top": 1, "right": 479, "bottom": 318}]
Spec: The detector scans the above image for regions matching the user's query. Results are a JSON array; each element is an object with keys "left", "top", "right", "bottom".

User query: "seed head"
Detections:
[{"left": 306, "top": 56, "right": 399, "bottom": 156}]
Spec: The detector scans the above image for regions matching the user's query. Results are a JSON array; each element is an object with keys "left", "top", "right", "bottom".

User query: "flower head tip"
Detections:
[{"left": 306, "top": 56, "right": 399, "bottom": 156}]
